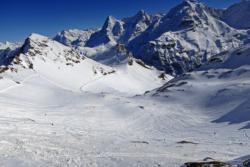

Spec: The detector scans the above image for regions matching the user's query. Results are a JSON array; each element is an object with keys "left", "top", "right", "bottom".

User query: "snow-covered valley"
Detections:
[
  {"left": 1, "top": 41, "right": 250, "bottom": 166},
  {"left": 1, "top": 0, "right": 250, "bottom": 166},
  {"left": 1, "top": 70, "right": 250, "bottom": 167}
]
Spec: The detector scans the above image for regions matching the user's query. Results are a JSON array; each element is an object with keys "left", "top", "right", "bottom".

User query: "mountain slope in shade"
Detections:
[
  {"left": 0, "top": 42, "right": 20, "bottom": 66},
  {"left": 223, "top": 0, "right": 250, "bottom": 29}
]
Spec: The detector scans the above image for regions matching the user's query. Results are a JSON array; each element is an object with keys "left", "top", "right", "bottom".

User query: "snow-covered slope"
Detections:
[
  {"left": 0, "top": 33, "right": 116, "bottom": 92},
  {"left": 0, "top": 34, "right": 177, "bottom": 166},
  {"left": 151, "top": 44, "right": 250, "bottom": 127},
  {"left": 1, "top": 1, "right": 250, "bottom": 166},
  {"left": 0, "top": 33, "right": 168, "bottom": 94},
  {"left": 0, "top": 42, "right": 249, "bottom": 167},
  {"left": 140, "top": 44, "right": 250, "bottom": 165}
]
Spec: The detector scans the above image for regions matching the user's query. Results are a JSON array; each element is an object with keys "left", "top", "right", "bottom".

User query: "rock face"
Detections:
[
  {"left": 54, "top": 0, "right": 250, "bottom": 76},
  {"left": 184, "top": 161, "right": 231, "bottom": 167},
  {"left": 243, "top": 159, "right": 250, "bottom": 167},
  {"left": 85, "top": 10, "right": 153, "bottom": 47}
]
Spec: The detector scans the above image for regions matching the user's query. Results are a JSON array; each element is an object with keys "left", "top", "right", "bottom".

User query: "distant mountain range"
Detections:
[
  {"left": 0, "top": 0, "right": 249, "bottom": 76},
  {"left": 53, "top": 0, "right": 250, "bottom": 75},
  {"left": 0, "top": 0, "right": 250, "bottom": 84}
]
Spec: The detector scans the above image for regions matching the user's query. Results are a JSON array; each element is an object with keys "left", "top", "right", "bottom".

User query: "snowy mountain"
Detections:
[
  {"left": 55, "top": 0, "right": 250, "bottom": 76},
  {"left": 128, "top": 0, "right": 249, "bottom": 75},
  {"left": 0, "top": 33, "right": 168, "bottom": 94},
  {"left": 54, "top": 29, "right": 97, "bottom": 47},
  {"left": 85, "top": 10, "right": 153, "bottom": 47},
  {"left": 1, "top": 0, "right": 250, "bottom": 166}
]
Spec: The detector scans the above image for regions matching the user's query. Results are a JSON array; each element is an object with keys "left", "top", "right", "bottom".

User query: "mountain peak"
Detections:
[
  {"left": 133, "top": 9, "right": 150, "bottom": 20},
  {"left": 184, "top": 0, "right": 199, "bottom": 4},
  {"left": 28, "top": 33, "right": 49, "bottom": 41},
  {"left": 102, "top": 16, "right": 120, "bottom": 31},
  {"left": 106, "top": 15, "right": 116, "bottom": 21},
  {"left": 122, "top": 9, "right": 150, "bottom": 27},
  {"left": 159, "top": 0, "right": 206, "bottom": 32},
  {"left": 180, "top": 0, "right": 201, "bottom": 9},
  {"left": 136, "top": 10, "right": 147, "bottom": 16},
  {"left": 105, "top": 16, "right": 117, "bottom": 24}
]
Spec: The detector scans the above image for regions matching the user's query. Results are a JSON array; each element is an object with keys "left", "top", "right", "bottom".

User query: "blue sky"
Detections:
[{"left": 0, "top": 0, "right": 239, "bottom": 42}]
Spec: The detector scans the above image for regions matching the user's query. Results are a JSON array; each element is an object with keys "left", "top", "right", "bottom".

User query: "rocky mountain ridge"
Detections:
[{"left": 54, "top": 0, "right": 250, "bottom": 76}]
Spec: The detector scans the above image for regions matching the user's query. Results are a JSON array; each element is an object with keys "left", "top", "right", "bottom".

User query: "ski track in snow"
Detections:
[
  {"left": 0, "top": 74, "right": 38, "bottom": 93},
  {"left": 79, "top": 73, "right": 113, "bottom": 93}
]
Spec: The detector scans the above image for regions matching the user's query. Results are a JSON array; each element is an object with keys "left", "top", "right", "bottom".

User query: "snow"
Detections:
[
  {"left": 0, "top": 67, "right": 249, "bottom": 166},
  {"left": 55, "top": 0, "right": 250, "bottom": 76},
  {"left": 0, "top": 34, "right": 167, "bottom": 94},
  {"left": 0, "top": 0, "right": 250, "bottom": 166},
  {"left": 81, "top": 62, "right": 170, "bottom": 94},
  {"left": 0, "top": 42, "right": 19, "bottom": 50},
  {"left": 147, "top": 44, "right": 250, "bottom": 165},
  {"left": 54, "top": 29, "right": 97, "bottom": 47},
  {"left": 0, "top": 36, "right": 249, "bottom": 167},
  {"left": 0, "top": 34, "right": 177, "bottom": 167},
  {"left": 127, "top": 0, "right": 249, "bottom": 75}
]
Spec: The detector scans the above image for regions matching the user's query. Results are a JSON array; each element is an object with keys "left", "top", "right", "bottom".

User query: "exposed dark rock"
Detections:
[
  {"left": 243, "top": 159, "right": 250, "bottom": 167},
  {"left": 177, "top": 140, "right": 198, "bottom": 145},
  {"left": 184, "top": 160, "right": 231, "bottom": 167}
]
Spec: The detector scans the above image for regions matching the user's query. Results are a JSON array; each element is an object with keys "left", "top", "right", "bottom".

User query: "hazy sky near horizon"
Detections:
[{"left": 0, "top": 0, "right": 239, "bottom": 42}]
